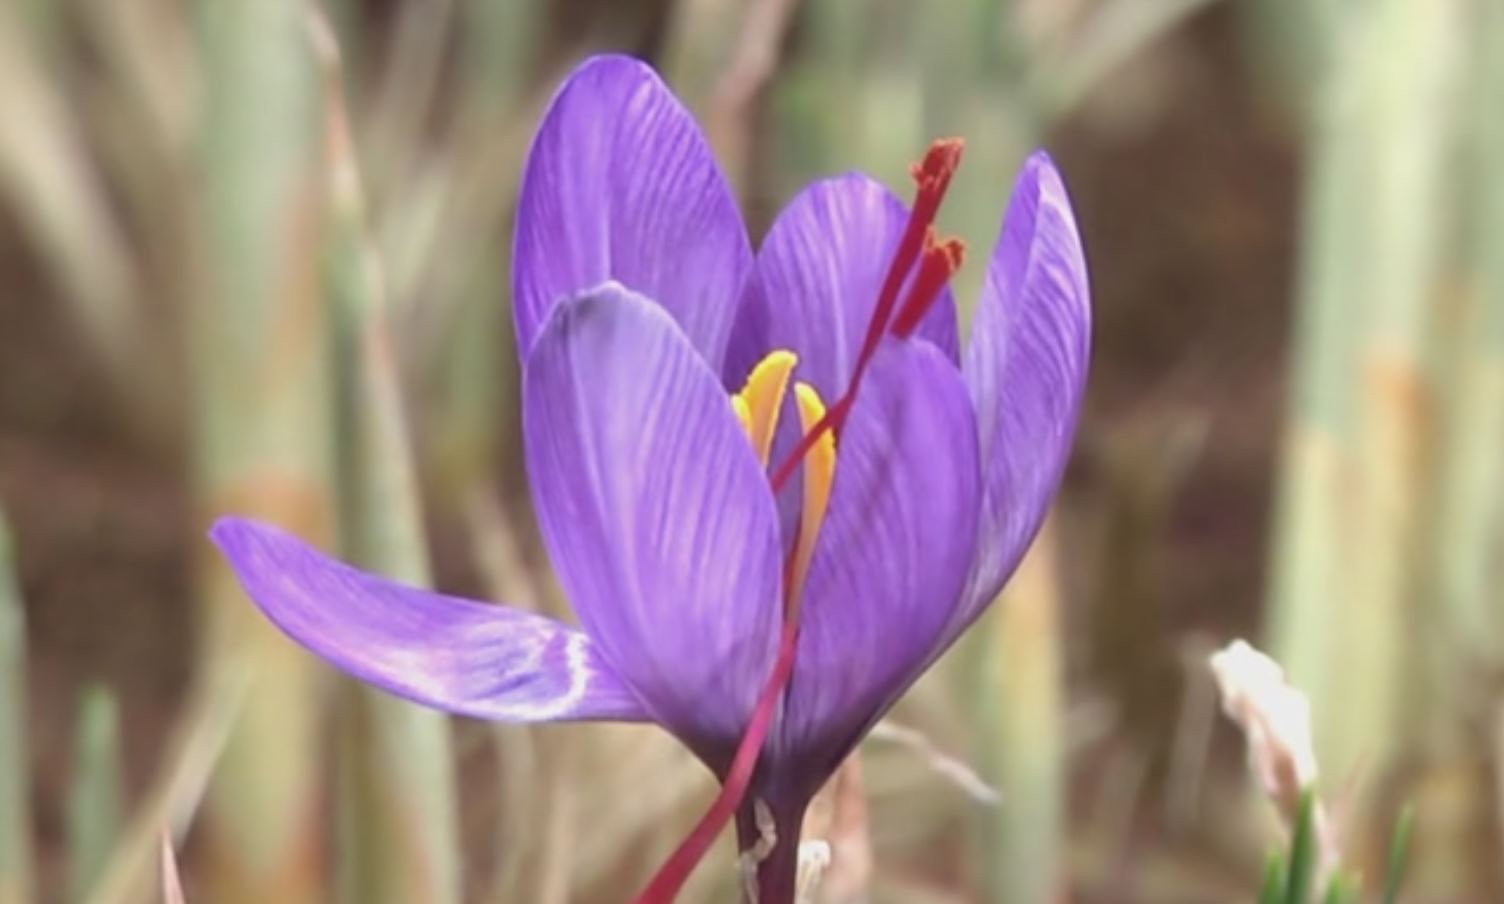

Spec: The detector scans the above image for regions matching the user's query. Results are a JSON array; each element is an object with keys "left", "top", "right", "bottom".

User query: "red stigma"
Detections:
[
  {"left": 909, "top": 137, "right": 964, "bottom": 215},
  {"left": 858, "top": 137, "right": 964, "bottom": 376},
  {"left": 890, "top": 230, "right": 966, "bottom": 338},
  {"left": 630, "top": 138, "right": 966, "bottom": 904},
  {"left": 767, "top": 137, "right": 964, "bottom": 492}
]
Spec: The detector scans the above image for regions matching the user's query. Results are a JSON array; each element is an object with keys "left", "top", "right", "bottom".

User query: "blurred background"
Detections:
[{"left": 0, "top": 0, "right": 1499, "bottom": 901}]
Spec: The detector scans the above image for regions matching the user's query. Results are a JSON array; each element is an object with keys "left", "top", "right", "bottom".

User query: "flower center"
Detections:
[{"left": 633, "top": 138, "right": 966, "bottom": 904}]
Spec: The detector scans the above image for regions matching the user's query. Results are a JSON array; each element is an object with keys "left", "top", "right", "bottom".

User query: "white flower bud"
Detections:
[{"left": 1209, "top": 639, "right": 1319, "bottom": 817}]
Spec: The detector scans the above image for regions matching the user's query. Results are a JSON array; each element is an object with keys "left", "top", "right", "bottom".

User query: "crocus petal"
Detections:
[
  {"left": 951, "top": 151, "right": 1090, "bottom": 639},
  {"left": 776, "top": 337, "right": 980, "bottom": 780},
  {"left": 523, "top": 282, "right": 783, "bottom": 760},
  {"left": 513, "top": 54, "right": 751, "bottom": 368},
  {"left": 726, "top": 173, "right": 960, "bottom": 397},
  {"left": 210, "top": 517, "right": 648, "bottom": 722}
]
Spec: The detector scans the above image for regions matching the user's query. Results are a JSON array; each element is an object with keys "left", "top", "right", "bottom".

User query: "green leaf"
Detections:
[
  {"left": 1259, "top": 851, "right": 1288, "bottom": 904},
  {"left": 1321, "top": 872, "right": 1354, "bottom": 904},
  {"left": 1285, "top": 790, "right": 1318, "bottom": 904},
  {"left": 1383, "top": 803, "right": 1415, "bottom": 904}
]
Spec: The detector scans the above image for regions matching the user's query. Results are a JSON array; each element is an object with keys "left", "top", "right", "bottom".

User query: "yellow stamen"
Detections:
[
  {"left": 728, "top": 351, "right": 836, "bottom": 613},
  {"left": 790, "top": 381, "right": 836, "bottom": 612},
  {"left": 732, "top": 350, "right": 797, "bottom": 466},
  {"left": 731, "top": 395, "right": 753, "bottom": 438}
]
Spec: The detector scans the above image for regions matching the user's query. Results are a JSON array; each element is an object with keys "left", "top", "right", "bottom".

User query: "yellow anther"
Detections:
[
  {"left": 789, "top": 381, "right": 836, "bottom": 613},
  {"left": 732, "top": 350, "right": 797, "bottom": 466},
  {"left": 729, "top": 352, "right": 836, "bottom": 613},
  {"left": 731, "top": 394, "right": 753, "bottom": 438}
]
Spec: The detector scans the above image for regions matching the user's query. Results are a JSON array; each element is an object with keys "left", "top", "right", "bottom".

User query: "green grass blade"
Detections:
[
  {"left": 67, "top": 689, "right": 123, "bottom": 904},
  {"left": 0, "top": 1, "right": 139, "bottom": 385},
  {"left": 0, "top": 514, "right": 32, "bottom": 904},
  {"left": 1320, "top": 872, "right": 1353, "bottom": 904},
  {"left": 1436, "top": 0, "right": 1504, "bottom": 671},
  {"left": 1259, "top": 851, "right": 1288, "bottom": 904},
  {"left": 85, "top": 660, "right": 249, "bottom": 904},
  {"left": 307, "top": 15, "right": 461, "bottom": 904},
  {"left": 1270, "top": 0, "right": 1467, "bottom": 820},
  {"left": 977, "top": 529, "right": 1064, "bottom": 904},
  {"left": 192, "top": 0, "right": 334, "bottom": 899},
  {"left": 1383, "top": 804, "right": 1415, "bottom": 904},
  {"left": 1284, "top": 790, "right": 1318, "bottom": 904}
]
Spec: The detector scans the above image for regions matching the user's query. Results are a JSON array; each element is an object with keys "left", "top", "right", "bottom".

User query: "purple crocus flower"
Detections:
[{"left": 212, "top": 54, "right": 1089, "bottom": 903}]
